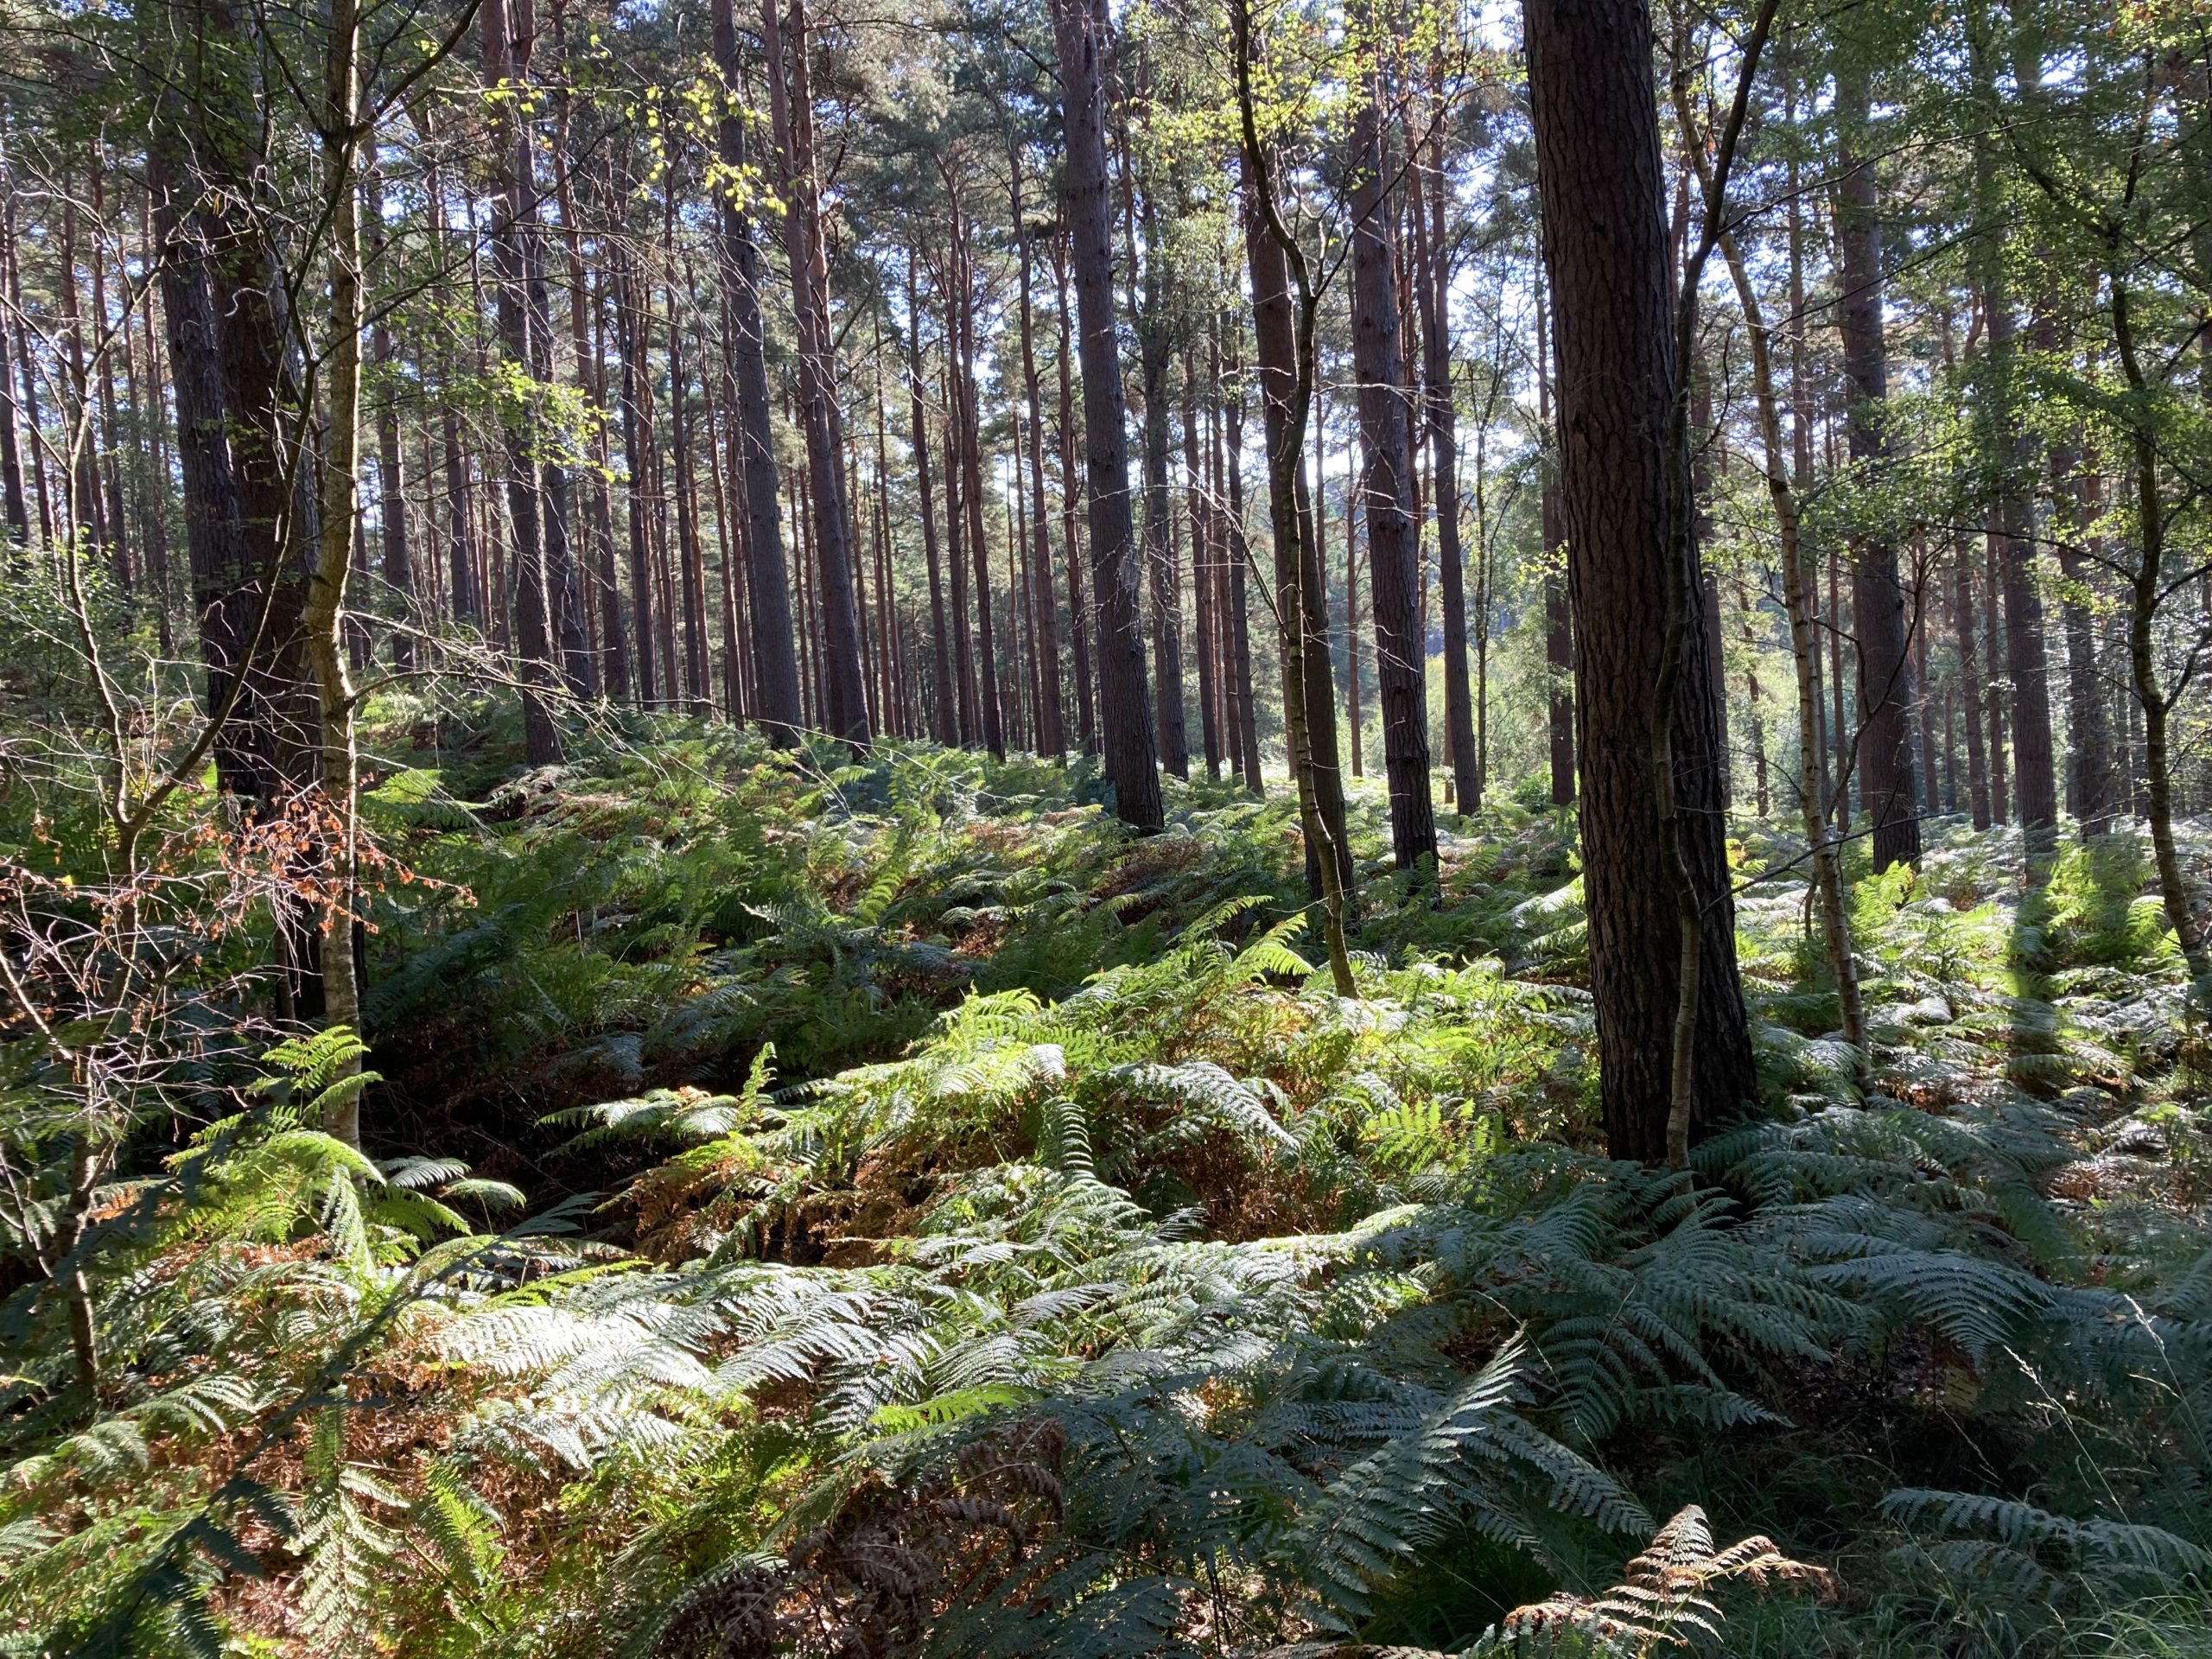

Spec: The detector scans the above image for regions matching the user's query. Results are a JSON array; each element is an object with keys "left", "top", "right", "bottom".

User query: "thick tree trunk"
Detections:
[
  {"left": 1538, "top": 295, "right": 1574, "bottom": 806},
  {"left": 1993, "top": 297, "right": 2057, "bottom": 850},
  {"left": 1523, "top": 0, "right": 1754, "bottom": 1160},
  {"left": 1834, "top": 68, "right": 1920, "bottom": 869},
  {"left": 1348, "top": 61, "right": 1436, "bottom": 876},
  {"left": 0, "top": 179, "right": 23, "bottom": 543},
  {"left": 1956, "top": 550, "right": 1990, "bottom": 829},
  {"left": 484, "top": 0, "right": 564, "bottom": 764},
  {"left": 761, "top": 0, "right": 868, "bottom": 747},
  {"left": 1048, "top": 0, "right": 1163, "bottom": 831},
  {"left": 709, "top": 0, "right": 801, "bottom": 741},
  {"left": 149, "top": 133, "right": 281, "bottom": 802}
]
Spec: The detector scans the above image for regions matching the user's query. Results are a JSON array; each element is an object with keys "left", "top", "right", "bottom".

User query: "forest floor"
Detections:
[{"left": 9, "top": 713, "right": 2212, "bottom": 1658}]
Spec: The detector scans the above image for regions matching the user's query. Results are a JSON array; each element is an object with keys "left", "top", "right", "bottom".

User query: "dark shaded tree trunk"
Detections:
[
  {"left": 2059, "top": 457, "right": 2116, "bottom": 837},
  {"left": 1416, "top": 111, "right": 1477, "bottom": 817},
  {"left": 148, "top": 131, "right": 278, "bottom": 800},
  {"left": 1011, "top": 155, "right": 1067, "bottom": 758},
  {"left": 1834, "top": 67, "right": 1920, "bottom": 869},
  {"left": 484, "top": 0, "right": 564, "bottom": 763},
  {"left": 1052, "top": 237, "right": 1097, "bottom": 755},
  {"left": 761, "top": 0, "right": 868, "bottom": 746},
  {"left": 1217, "top": 320, "right": 1265, "bottom": 793},
  {"left": 905, "top": 262, "right": 957, "bottom": 745},
  {"left": 709, "top": 0, "right": 801, "bottom": 741},
  {"left": 1955, "top": 550, "right": 1989, "bottom": 829},
  {"left": 1134, "top": 181, "right": 1188, "bottom": 780},
  {"left": 1538, "top": 295, "right": 1574, "bottom": 805},
  {"left": 1522, "top": 0, "right": 1754, "bottom": 1161},
  {"left": 1048, "top": 0, "right": 1163, "bottom": 831},
  {"left": 365, "top": 164, "right": 414, "bottom": 673},
  {"left": 1347, "top": 60, "right": 1436, "bottom": 877}
]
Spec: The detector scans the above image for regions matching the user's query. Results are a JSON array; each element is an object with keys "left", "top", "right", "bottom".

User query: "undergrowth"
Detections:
[{"left": 6, "top": 731, "right": 2212, "bottom": 1657}]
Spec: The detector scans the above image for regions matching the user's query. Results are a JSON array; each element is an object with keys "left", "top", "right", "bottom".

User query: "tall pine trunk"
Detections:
[
  {"left": 1347, "top": 52, "right": 1436, "bottom": 877},
  {"left": 761, "top": 0, "right": 868, "bottom": 746},
  {"left": 1523, "top": 0, "right": 1753, "bottom": 1161},
  {"left": 1048, "top": 0, "right": 1162, "bottom": 831}
]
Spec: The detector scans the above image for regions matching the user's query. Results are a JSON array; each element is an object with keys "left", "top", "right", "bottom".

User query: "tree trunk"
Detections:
[
  {"left": 1523, "top": 0, "right": 1754, "bottom": 1160},
  {"left": 906, "top": 262, "right": 958, "bottom": 746},
  {"left": 1538, "top": 293, "right": 1574, "bottom": 805},
  {"left": 1834, "top": 67, "right": 1920, "bottom": 869},
  {"left": 1956, "top": 548, "right": 1991, "bottom": 829},
  {"left": 1012, "top": 154, "right": 1067, "bottom": 758},
  {"left": 1237, "top": 117, "right": 1353, "bottom": 991},
  {"left": 1218, "top": 319, "right": 1265, "bottom": 794},
  {"left": 484, "top": 0, "right": 564, "bottom": 764},
  {"left": 1048, "top": 0, "right": 1163, "bottom": 831},
  {"left": 1707, "top": 208, "right": 1863, "bottom": 1055},
  {"left": 709, "top": 0, "right": 802, "bottom": 741},
  {"left": 2114, "top": 274, "right": 2208, "bottom": 983},
  {"left": 306, "top": 0, "right": 365, "bottom": 1137},
  {"left": 761, "top": 0, "right": 868, "bottom": 747},
  {"left": 2059, "top": 455, "right": 2116, "bottom": 837},
  {"left": 1053, "top": 237, "right": 1097, "bottom": 755},
  {"left": 1416, "top": 108, "right": 1478, "bottom": 817},
  {"left": 363, "top": 164, "right": 414, "bottom": 675},
  {"left": 1135, "top": 181, "right": 1188, "bottom": 780},
  {"left": 1348, "top": 56, "right": 1436, "bottom": 878}
]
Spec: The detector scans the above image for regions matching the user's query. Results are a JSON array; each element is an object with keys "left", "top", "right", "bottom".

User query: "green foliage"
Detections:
[{"left": 8, "top": 735, "right": 2212, "bottom": 1658}]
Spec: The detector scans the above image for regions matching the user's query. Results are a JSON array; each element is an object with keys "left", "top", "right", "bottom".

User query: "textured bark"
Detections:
[
  {"left": 1993, "top": 294, "right": 2056, "bottom": 849},
  {"left": 706, "top": 0, "right": 801, "bottom": 739},
  {"left": 1012, "top": 156, "right": 1066, "bottom": 757},
  {"left": 1956, "top": 550, "right": 1988, "bottom": 829},
  {"left": 761, "top": 0, "right": 868, "bottom": 746},
  {"left": 0, "top": 175, "right": 23, "bottom": 541},
  {"left": 1135, "top": 175, "right": 1187, "bottom": 779},
  {"left": 613, "top": 255, "right": 658, "bottom": 708},
  {"left": 1052, "top": 238, "right": 1097, "bottom": 755},
  {"left": 1217, "top": 322, "right": 1265, "bottom": 793},
  {"left": 364, "top": 165, "right": 415, "bottom": 673},
  {"left": 1523, "top": 0, "right": 1754, "bottom": 1161},
  {"left": 1537, "top": 296, "right": 1573, "bottom": 806},
  {"left": 149, "top": 126, "right": 282, "bottom": 801},
  {"left": 1347, "top": 72, "right": 1435, "bottom": 876},
  {"left": 904, "top": 263, "right": 957, "bottom": 745},
  {"left": 2058, "top": 458, "right": 2116, "bottom": 837},
  {"left": 484, "top": 0, "right": 564, "bottom": 764},
  {"left": 1416, "top": 114, "right": 1478, "bottom": 817},
  {"left": 1048, "top": 0, "right": 1162, "bottom": 831},
  {"left": 950, "top": 208, "right": 1005, "bottom": 760},
  {"left": 1185, "top": 378, "right": 1222, "bottom": 779},
  {"left": 1984, "top": 532, "right": 2009, "bottom": 823},
  {"left": 1834, "top": 67, "right": 1920, "bottom": 869},
  {"left": 1239, "top": 132, "right": 1353, "bottom": 990}
]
